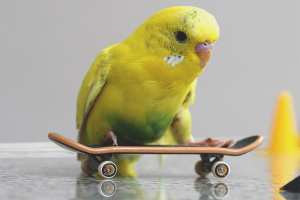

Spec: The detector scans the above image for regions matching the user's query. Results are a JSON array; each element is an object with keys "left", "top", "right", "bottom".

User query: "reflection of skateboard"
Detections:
[
  {"left": 48, "top": 132, "right": 263, "bottom": 179},
  {"left": 194, "top": 178, "right": 229, "bottom": 200},
  {"left": 98, "top": 180, "right": 117, "bottom": 198}
]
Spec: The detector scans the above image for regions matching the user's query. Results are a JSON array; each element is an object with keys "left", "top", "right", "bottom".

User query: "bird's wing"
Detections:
[{"left": 76, "top": 48, "right": 113, "bottom": 131}]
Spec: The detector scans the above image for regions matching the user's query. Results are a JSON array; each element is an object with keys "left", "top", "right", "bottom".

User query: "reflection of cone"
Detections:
[
  {"left": 269, "top": 91, "right": 300, "bottom": 155},
  {"left": 269, "top": 157, "right": 299, "bottom": 200}
]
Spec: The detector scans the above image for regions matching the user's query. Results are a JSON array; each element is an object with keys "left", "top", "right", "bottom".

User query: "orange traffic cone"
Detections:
[{"left": 269, "top": 91, "right": 299, "bottom": 155}]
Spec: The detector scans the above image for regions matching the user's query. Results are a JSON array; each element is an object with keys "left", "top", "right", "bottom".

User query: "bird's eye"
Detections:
[{"left": 175, "top": 31, "right": 187, "bottom": 43}]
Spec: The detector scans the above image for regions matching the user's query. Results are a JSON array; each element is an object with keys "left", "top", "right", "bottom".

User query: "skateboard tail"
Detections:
[{"left": 49, "top": 138, "right": 84, "bottom": 154}]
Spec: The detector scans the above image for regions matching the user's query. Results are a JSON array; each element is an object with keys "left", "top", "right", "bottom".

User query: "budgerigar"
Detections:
[{"left": 76, "top": 6, "right": 234, "bottom": 177}]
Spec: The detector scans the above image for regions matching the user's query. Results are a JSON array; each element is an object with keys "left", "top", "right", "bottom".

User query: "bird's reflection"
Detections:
[
  {"left": 194, "top": 177, "right": 229, "bottom": 200},
  {"left": 75, "top": 174, "right": 229, "bottom": 199}
]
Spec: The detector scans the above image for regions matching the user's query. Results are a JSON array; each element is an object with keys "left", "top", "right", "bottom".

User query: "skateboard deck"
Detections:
[{"left": 48, "top": 132, "right": 263, "bottom": 178}]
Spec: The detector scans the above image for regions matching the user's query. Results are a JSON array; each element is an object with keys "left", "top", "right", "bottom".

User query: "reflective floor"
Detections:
[{"left": 0, "top": 141, "right": 299, "bottom": 200}]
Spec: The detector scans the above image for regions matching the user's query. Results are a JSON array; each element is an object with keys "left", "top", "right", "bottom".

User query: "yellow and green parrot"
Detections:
[{"left": 76, "top": 6, "right": 234, "bottom": 177}]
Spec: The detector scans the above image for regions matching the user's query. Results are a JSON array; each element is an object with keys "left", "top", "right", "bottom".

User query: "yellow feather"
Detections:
[{"left": 75, "top": 6, "right": 220, "bottom": 174}]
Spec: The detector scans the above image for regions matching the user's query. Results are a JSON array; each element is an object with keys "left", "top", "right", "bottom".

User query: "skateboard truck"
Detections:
[
  {"left": 81, "top": 155, "right": 117, "bottom": 178},
  {"left": 195, "top": 154, "right": 229, "bottom": 178},
  {"left": 82, "top": 148, "right": 117, "bottom": 178}
]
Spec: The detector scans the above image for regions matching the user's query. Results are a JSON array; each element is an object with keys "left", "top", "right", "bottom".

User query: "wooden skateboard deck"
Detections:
[
  {"left": 48, "top": 132, "right": 263, "bottom": 178},
  {"left": 48, "top": 132, "right": 263, "bottom": 155}
]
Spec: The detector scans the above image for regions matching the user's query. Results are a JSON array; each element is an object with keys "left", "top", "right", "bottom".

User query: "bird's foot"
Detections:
[
  {"left": 188, "top": 137, "right": 236, "bottom": 147},
  {"left": 104, "top": 131, "right": 119, "bottom": 158},
  {"left": 104, "top": 131, "right": 118, "bottom": 146}
]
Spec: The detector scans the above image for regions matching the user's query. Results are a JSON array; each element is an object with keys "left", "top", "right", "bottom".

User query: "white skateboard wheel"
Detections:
[
  {"left": 97, "top": 180, "right": 117, "bottom": 197},
  {"left": 211, "top": 161, "right": 230, "bottom": 178},
  {"left": 98, "top": 161, "right": 117, "bottom": 178}
]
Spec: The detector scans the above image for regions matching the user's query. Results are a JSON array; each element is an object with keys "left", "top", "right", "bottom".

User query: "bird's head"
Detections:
[{"left": 125, "top": 6, "right": 220, "bottom": 82}]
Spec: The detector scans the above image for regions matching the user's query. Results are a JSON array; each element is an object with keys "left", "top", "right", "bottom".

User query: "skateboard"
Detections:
[{"left": 48, "top": 132, "right": 263, "bottom": 179}]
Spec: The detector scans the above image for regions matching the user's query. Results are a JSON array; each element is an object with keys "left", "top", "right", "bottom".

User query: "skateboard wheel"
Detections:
[
  {"left": 97, "top": 180, "right": 117, "bottom": 197},
  {"left": 195, "top": 160, "right": 210, "bottom": 177},
  {"left": 98, "top": 161, "right": 117, "bottom": 178},
  {"left": 211, "top": 161, "right": 230, "bottom": 178},
  {"left": 81, "top": 158, "right": 97, "bottom": 176},
  {"left": 211, "top": 182, "right": 229, "bottom": 199}
]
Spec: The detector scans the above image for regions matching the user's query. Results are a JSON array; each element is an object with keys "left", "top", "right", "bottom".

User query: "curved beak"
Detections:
[
  {"left": 196, "top": 50, "right": 212, "bottom": 69},
  {"left": 195, "top": 42, "right": 214, "bottom": 69}
]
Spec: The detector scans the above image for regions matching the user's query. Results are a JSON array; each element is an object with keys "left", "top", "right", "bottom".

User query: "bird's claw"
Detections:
[
  {"left": 188, "top": 137, "right": 236, "bottom": 147},
  {"left": 104, "top": 131, "right": 118, "bottom": 146},
  {"left": 104, "top": 131, "right": 119, "bottom": 158}
]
